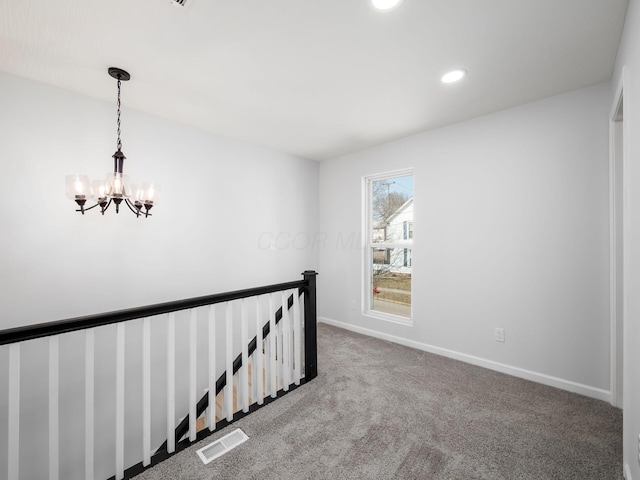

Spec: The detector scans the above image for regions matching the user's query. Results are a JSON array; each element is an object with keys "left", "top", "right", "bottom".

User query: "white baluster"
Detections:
[
  {"left": 8, "top": 343, "right": 20, "bottom": 480},
  {"left": 225, "top": 302, "right": 233, "bottom": 421},
  {"left": 288, "top": 291, "right": 295, "bottom": 386},
  {"left": 256, "top": 297, "right": 264, "bottom": 405},
  {"left": 281, "top": 292, "right": 291, "bottom": 391},
  {"left": 207, "top": 305, "right": 216, "bottom": 431},
  {"left": 264, "top": 310, "right": 271, "bottom": 395},
  {"left": 251, "top": 307, "right": 257, "bottom": 406},
  {"left": 269, "top": 293, "right": 277, "bottom": 398},
  {"left": 241, "top": 299, "right": 249, "bottom": 413},
  {"left": 251, "top": 352, "right": 257, "bottom": 406},
  {"left": 115, "top": 323, "right": 125, "bottom": 480},
  {"left": 49, "top": 336, "right": 59, "bottom": 480},
  {"left": 293, "top": 290, "right": 302, "bottom": 385},
  {"left": 189, "top": 309, "right": 197, "bottom": 442},
  {"left": 85, "top": 329, "right": 95, "bottom": 480},
  {"left": 142, "top": 318, "right": 151, "bottom": 466},
  {"left": 277, "top": 299, "right": 284, "bottom": 393},
  {"left": 167, "top": 313, "right": 176, "bottom": 454}
]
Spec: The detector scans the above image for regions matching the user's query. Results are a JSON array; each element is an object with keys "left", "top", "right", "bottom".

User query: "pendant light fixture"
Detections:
[{"left": 66, "top": 67, "right": 158, "bottom": 218}]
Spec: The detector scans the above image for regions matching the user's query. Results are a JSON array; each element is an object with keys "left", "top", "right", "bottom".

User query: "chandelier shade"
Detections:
[
  {"left": 66, "top": 67, "right": 158, "bottom": 218},
  {"left": 65, "top": 174, "right": 92, "bottom": 201}
]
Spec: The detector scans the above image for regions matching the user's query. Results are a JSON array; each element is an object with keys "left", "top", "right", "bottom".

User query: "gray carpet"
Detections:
[{"left": 134, "top": 323, "right": 623, "bottom": 480}]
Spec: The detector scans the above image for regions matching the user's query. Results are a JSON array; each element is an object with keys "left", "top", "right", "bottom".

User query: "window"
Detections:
[{"left": 364, "top": 170, "right": 413, "bottom": 323}]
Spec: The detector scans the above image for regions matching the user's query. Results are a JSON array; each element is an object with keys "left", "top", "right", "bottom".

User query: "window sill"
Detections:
[{"left": 363, "top": 309, "right": 413, "bottom": 326}]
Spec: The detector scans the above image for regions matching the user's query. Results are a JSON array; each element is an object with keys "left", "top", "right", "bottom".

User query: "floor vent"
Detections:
[
  {"left": 170, "top": 0, "right": 191, "bottom": 7},
  {"left": 196, "top": 428, "right": 249, "bottom": 464}
]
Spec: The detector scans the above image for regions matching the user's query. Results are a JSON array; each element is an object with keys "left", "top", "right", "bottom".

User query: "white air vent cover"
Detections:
[
  {"left": 170, "top": 0, "right": 191, "bottom": 7},
  {"left": 196, "top": 428, "right": 249, "bottom": 464}
]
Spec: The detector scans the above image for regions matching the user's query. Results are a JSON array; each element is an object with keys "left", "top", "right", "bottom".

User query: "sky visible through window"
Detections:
[{"left": 376, "top": 174, "right": 413, "bottom": 199}]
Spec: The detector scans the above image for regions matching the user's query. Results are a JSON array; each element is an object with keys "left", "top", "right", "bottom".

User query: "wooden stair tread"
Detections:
[{"left": 195, "top": 363, "right": 277, "bottom": 433}]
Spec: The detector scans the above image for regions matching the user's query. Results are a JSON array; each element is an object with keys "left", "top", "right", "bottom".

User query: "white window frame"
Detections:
[{"left": 363, "top": 168, "right": 414, "bottom": 325}]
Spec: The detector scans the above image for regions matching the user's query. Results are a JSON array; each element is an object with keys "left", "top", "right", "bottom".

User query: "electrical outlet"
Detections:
[
  {"left": 637, "top": 434, "right": 640, "bottom": 463},
  {"left": 495, "top": 328, "right": 505, "bottom": 342},
  {"left": 351, "top": 300, "right": 357, "bottom": 311}
]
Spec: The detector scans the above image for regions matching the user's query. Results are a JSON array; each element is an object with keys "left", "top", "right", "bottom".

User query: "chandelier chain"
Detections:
[{"left": 116, "top": 78, "right": 122, "bottom": 151}]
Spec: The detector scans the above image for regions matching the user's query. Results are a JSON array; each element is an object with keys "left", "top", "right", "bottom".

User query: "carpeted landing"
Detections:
[{"left": 134, "top": 323, "right": 623, "bottom": 480}]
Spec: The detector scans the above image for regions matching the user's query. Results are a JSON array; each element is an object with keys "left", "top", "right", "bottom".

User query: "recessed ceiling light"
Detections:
[
  {"left": 441, "top": 69, "right": 467, "bottom": 84},
  {"left": 371, "top": 0, "right": 403, "bottom": 12}
]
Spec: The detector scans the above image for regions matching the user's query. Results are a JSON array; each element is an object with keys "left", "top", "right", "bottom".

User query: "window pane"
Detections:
[
  {"left": 371, "top": 248, "right": 411, "bottom": 318},
  {"left": 366, "top": 170, "right": 413, "bottom": 322},
  {"left": 371, "top": 175, "right": 413, "bottom": 244}
]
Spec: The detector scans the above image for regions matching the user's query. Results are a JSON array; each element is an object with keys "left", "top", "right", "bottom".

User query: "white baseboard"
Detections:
[
  {"left": 319, "top": 316, "right": 612, "bottom": 403},
  {"left": 625, "top": 463, "right": 632, "bottom": 480}
]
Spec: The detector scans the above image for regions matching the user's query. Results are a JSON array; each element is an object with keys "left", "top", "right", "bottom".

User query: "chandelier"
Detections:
[{"left": 66, "top": 68, "right": 157, "bottom": 218}]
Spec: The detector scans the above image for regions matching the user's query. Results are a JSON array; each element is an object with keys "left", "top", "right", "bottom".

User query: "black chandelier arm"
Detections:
[
  {"left": 75, "top": 201, "right": 107, "bottom": 213},
  {"left": 73, "top": 198, "right": 119, "bottom": 216},
  {"left": 101, "top": 198, "right": 112, "bottom": 215},
  {"left": 124, "top": 198, "right": 140, "bottom": 216},
  {"left": 73, "top": 198, "right": 153, "bottom": 217},
  {"left": 124, "top": 198, "right": 152, "bottom": 217},
  {"left": 74, "top": 198, "right": 156, "bottom": 217}
]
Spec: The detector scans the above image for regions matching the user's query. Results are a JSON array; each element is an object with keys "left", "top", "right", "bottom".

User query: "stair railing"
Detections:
[
  {"left": 166, "top": 289, "right": 298, "bottom": 451},
  {"left": 0, "top": 270, "right": 318, "bottom": 480}
]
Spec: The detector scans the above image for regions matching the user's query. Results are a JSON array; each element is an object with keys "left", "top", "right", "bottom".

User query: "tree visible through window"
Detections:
[{"left": 365, "top": 170, "right": 413, "bottom": 321}]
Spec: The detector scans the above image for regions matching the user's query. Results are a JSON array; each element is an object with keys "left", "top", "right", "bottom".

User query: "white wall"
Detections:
[
  {"left": 0, "top": 72, "right": 318, "bottom": 326},
  {"left": 611, "top": 0, "right": 640, "bottom": 477},
  {"left": 0, "top": 71, "right": 318, "bottom": 479},
  {"left": 319, "top": 82, "right": 611, "bottom": 399}
]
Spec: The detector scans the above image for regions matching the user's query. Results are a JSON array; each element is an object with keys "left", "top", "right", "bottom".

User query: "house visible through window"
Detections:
[{"left": 365, "top": 170, "right": 413, "bottom": 322}]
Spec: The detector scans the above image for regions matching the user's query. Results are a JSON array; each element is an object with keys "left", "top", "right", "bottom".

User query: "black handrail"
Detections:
[{"left": 0, "top": 278, "right": 308, "bottom": 346}]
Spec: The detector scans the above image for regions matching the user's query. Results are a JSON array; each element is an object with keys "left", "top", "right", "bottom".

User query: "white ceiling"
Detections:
[{"left": 0, "top": 0, "right": 629, "bottom": 161}]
